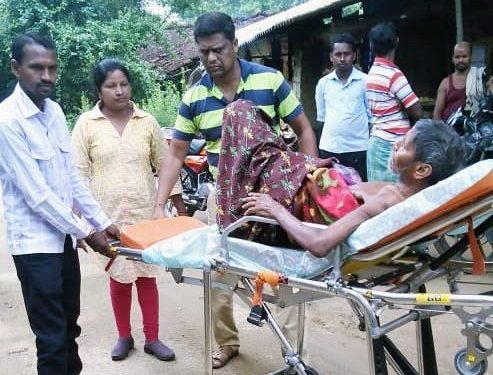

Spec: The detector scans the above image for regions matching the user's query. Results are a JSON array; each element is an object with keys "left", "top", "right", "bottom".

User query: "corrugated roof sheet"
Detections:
[{"left": 237, "top": 0, "right": 350, "bottom": 46}]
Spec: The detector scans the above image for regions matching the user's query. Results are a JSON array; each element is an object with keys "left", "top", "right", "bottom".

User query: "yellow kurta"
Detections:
[{"left": 72, "top": 103, "right": 165, "bottom": 283}]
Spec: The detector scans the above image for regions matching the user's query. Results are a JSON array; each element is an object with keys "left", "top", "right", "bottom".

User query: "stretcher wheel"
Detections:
[{"left": 454, "top": 349, "right": 487, "bottom": 375}]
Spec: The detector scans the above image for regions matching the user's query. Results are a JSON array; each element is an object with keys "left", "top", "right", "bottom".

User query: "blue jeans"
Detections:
[{"left": 13, "top": 236, "right": 82, "bottom": 375}]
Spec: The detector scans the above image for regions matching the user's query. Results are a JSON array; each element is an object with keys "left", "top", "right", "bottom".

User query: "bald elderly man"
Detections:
[
  {"left": 433, "top": 42, "right": 471, "bottom": 121},
  {"left": 433, "top": 41, "right": 487, "bottom": 120}
]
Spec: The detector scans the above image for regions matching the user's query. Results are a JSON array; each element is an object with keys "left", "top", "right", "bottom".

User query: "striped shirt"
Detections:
[
  {"left": 366, "top": 57, "right": 419, "bottom": 141},
  {"left": 0, "top": 84, "right": 111, "bottom": 255},
  {"left": 174, "top": 59, "right": 303, "bottom": 174}
]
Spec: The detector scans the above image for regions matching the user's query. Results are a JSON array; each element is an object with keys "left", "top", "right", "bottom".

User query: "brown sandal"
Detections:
[{"left": 212, "top": 345, "right": 239, "bottom": 369}]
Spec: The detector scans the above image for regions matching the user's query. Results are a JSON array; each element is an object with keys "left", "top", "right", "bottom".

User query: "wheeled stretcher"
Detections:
[{"left": 115, "top": 159, "right": 493, "bottom": 375}]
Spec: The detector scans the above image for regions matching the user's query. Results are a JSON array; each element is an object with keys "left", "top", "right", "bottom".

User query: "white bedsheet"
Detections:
[{"left": 142, "top": 225, "right": 349, "bottom": 278}]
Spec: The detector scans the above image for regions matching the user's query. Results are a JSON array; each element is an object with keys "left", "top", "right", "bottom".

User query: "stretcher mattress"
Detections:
[
  {"left": 348, "top": 159, "right": 492, "bottom": 251},
  {"left": 122, "top": 160, "right": 493, "bottom": 279},
  {"left": 137, "top": 224, "right": 348, "bottom": 278}
]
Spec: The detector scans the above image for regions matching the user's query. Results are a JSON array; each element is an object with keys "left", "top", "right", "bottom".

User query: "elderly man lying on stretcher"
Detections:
[
  {"left": 216, "top": 99, "right": 466, "bottom": 256},
  {"left": 115, "top": 100, "right": 469, "bottom": 267},
  {"left": 113, "top": 99, "right": 470, "bottom": 372},
  {"left": 117, "top": 99, "right": 467, "bottom": 265},
  {"left": 113, "top": 99, "right": 486, "bottom": 375}
]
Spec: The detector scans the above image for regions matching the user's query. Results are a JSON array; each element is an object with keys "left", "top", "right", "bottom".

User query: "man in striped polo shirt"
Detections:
[
  {"left": 154, "top": 12, "right": 317, "bottom": 368},
  {"left": 366, "top": 22, "right": 422, "bottom": 182}
]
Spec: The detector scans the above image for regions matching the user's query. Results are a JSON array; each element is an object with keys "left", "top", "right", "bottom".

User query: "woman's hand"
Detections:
[
  {"left": 153, "top": 205, "right": 165, "bottom": 220},
  {"left": 241, "top": 193, "right": 281, "bottom": 219}
]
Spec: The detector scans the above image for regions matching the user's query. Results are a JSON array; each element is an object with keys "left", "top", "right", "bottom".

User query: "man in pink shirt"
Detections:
[{"left": 366, "top": 22, "right": 422, "bottom": 182}]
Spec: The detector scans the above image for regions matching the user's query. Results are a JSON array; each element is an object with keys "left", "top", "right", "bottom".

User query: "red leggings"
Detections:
[{"left": 110, "top": 277, "right": 159, "bottom": 342}]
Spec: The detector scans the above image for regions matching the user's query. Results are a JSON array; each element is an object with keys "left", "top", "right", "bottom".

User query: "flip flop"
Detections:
[{"left": 212, "top": 345, "right": 239, "bottom": 369}]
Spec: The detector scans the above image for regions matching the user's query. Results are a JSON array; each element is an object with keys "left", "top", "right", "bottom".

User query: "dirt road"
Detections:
[{"left": 0, "top": 197, "right": 491, "bottom": 375}]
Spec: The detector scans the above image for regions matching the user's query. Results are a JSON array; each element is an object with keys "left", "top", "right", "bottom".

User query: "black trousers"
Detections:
[
  {"left": 319, "top": 149, "right": 368, "bottom": 182},
  {"left": 13, "top": 236, "right": 82, "bottom": 375}
]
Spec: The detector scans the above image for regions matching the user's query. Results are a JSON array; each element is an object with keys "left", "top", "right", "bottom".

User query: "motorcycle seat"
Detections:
[{"left": 188, "top": 138, "right": 206, "bottom": 155}]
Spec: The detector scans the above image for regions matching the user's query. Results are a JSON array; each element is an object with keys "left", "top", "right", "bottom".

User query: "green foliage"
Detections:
[
  {"left": 140, "top": 82, "right": 182, "bottom": 127},
  {"left": 65, "top": 93, "right": 93, "bottom": 130},
  {"left": 0, "top": 0, "right": 310, "bottom": 125},
  {"left": 53, "top": 9, "right": 164, "bottom": 118},
  {"left": 0, "top": 0, "right": 167, "bottom": 122},
  {"left": 164, "top": 0, "right": 309, "bottom": 19}
]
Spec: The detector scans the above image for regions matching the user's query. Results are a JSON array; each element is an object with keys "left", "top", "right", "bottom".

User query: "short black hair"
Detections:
[
  {"left": 11, "top": 31, "right": 56, "bottom": 64},
  {"left": 93, "top": 58, "right": 131, "bottom": 92},
  {"left": 411, "top": 119, "right": 465, "bottom": 185},
  {"left": 369, "top": 22, "right": 398, "bottom": 56},
  {"left": 194, "top": 12, "right": 235, "bottom": 42},
  {"left": 330, "top": 33, "right": 356, "bottom": 52}
]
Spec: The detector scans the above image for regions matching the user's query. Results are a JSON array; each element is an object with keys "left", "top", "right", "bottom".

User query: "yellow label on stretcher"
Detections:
[
  {"left": 467, "top": 353, "right": 477, "bottom": 364},
  {"left": 415, "top": 293, "right": 451, "bottom": 305}
]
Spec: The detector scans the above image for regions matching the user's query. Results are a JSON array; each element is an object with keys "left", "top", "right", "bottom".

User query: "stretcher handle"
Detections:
[
  {"left": 219, "top": 216, "right": 328, "bottom": 261},
  {"left": 220, "top": 216, "right": 278, "bottom": 261},
  {"left": 114, "top": 246, "right": 144, "bottom": 259},
  {"left": 104, "top": 246, "right": 144, "bottom": 272}
]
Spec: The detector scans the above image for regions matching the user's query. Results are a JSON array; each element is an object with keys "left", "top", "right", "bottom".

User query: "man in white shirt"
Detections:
[
  {"left": 315, "top": 33, "right": 370, "bottom": 181},
  {"left": 0, "top": 32, "right": 119, "bottom": 375}
]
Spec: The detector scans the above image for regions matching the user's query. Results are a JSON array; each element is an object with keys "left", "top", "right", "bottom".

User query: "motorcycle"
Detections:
[
  {"left": 181, "top": 138, "right": 214, "bottom": 216},
  {"left": 162, "top": 129, "right": 214, "bottom": 217},
  {"left": 434, "top": 93, "right": 493, "bottom": 263},
  {"left": 447, "top": 93, "right": 493, "bottom": 165}
]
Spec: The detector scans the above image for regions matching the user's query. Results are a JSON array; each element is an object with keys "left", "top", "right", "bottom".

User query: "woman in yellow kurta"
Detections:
[{"left": 72, "top": 58, "right": 177, "bottom": 362}]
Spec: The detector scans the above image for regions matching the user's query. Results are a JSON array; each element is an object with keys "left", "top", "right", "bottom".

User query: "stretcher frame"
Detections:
[{"left": 117, "top": 191, "right": 493, "bottom": 375}]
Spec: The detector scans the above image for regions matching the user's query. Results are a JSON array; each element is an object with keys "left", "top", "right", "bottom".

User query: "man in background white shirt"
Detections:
[
  {"left": 0, "top": 31, "right": 119, "bottom": 375},
  {"left": 315, "top": 32, "right": 370, "bottom": 181}
]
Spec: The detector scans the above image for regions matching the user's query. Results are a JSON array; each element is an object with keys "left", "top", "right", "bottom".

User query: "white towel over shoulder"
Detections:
[{"left": 466, "top": 66, "right": 486, "bottom": 114}]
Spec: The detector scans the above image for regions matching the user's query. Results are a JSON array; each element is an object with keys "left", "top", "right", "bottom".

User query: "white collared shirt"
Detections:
[
  {"left": 315, "top": 67, "right": 371, "bottom": 153},
  {"left": 0, "top": 84, "right": 111, "bottom": 255}
]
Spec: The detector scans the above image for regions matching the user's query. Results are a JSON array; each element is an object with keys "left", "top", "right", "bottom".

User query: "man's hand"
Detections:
[
  {"left": 76, "top": 239, "right": 89, "bottom": 253},
  {"left": 171, "top": 194, "right": 190, "bottom": 217},
  {"left": 104, "top": 224, "right": 120, "bottom": 241},
  {"left": 241, "top": 192, "right": 282, "bottom": 219},
  {"left": 85, "top": 230, "right": 113, "bottom": 258}
]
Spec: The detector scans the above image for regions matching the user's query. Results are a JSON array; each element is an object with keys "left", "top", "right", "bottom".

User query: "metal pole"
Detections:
[
  {"left": 203, "top": 265, "right": 213, "bottom": 375},
  {"left": 296, "top": 303, "right": 306, "bottom": 360},
  {"left": 415, "top": 320, "right": 424, "bottom": 374},
  {"left": 366, "top": 331, "right": 377, "bottom": 375},
  {"left": 455, "top": 0, "right": 464, "bottom": 43}
]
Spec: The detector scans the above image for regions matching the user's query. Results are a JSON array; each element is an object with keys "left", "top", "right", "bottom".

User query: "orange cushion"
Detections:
[{"left": 120, "top": 217, "right": 206, "bottom": 249}]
